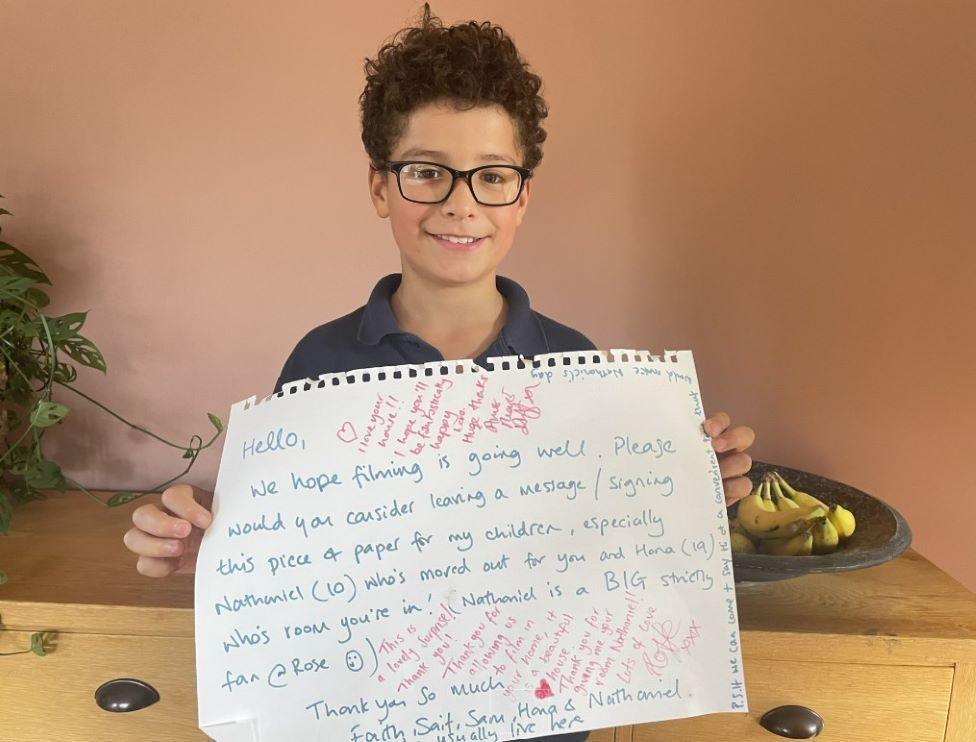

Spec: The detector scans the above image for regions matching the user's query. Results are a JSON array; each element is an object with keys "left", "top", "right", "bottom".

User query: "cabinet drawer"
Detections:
[
  {"left": 0, "top": 630, "right": 205, "bottom": 741},
  {"left": 0, "top": 629, "right": 621, "bottom": 742},
  {"left": 631, "top": 659, "right": 952, "bottom": 742}
]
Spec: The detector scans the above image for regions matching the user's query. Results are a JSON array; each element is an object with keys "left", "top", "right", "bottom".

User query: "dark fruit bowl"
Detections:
[{"left": 729, "top": 460, "right": 912, "bottom": 583}]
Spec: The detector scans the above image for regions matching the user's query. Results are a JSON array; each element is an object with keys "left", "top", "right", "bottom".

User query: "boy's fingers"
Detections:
[
  {"left": 719, "top": 452, "right": 753, "bottom": 481},
  {"left": 725, "top": 425, "right": 756, "bottom": 452},
  {"left": 723, "top": 476, "right": 753, "bottom": 506},
  {"left": 123, "top": 527, "right": 185, "bottom": 558},
  {"left": 161, "top": 485, "right": 213, "bottom": 529},
  {"left": 715, "top": 426, "right": 755, "bottom": 454},
  {"left": 136, "top": 555, "right": 179, "bottom": 578},
  {"left": 703, "top": 412, "right": 731, "bottom": 438},
  {"left": 132, "top": 503, "right": 192, "bottom": 538}
]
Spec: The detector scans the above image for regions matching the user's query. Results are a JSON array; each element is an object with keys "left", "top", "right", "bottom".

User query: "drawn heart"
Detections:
[
  {"left": 534, "top": 679, "right": 553, "bottom": 699},
  {"left": 336, "top": 421, "right": 358, "bottom": 443}
]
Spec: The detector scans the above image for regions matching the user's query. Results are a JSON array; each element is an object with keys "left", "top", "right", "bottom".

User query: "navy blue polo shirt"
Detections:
[
  {"left": 273, "top": 273, "right": 597, "bottom": 395},
  {"left": 271, "top": 272, "right": 593, "bottom": 742}
]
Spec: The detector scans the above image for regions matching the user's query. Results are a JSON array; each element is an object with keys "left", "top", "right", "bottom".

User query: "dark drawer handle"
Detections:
[
  {"left": 759, "top": 704, "right": 825, "bottom": 738},
  {"left": 94, "top": 678, "right": 160, "bottom": 712}
]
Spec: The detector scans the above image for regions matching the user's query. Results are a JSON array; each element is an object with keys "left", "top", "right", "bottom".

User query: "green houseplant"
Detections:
[{"left": 0, "top": 193, "right": 224, "bottom": 588}]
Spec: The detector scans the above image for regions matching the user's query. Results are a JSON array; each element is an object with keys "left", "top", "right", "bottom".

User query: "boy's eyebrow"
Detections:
[{"left": 400, "top": 148, "right": 515, "bottom": 165}]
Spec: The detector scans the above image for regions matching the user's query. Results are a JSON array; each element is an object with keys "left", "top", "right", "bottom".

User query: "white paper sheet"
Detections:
[{"left": 195, "top": 349, "right": 748, "bottom": 741}]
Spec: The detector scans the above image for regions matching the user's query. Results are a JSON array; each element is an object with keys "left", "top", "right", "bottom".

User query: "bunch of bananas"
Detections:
[{"left": 729, "top": 471, "right": 856, "bottom": 556}]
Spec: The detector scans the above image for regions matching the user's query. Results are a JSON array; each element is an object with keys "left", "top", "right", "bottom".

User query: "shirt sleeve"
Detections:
[
  {"left": 577, "top": 333, "right": 598, "bottom": 351},
  {"left": 272, "top": 346, "right": 302, "bottom": 396}
]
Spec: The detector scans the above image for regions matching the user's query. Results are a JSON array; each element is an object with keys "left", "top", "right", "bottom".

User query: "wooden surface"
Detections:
[
  {"left": 2, "top": 489, "right": 975, "bottom": 741},
  {"left": 630, "top": 659, "right": 952, "bottom": 742},
  {"left": 0, "top": 630, "right": 201, "bottom": 742},
  {"left": 734, "top": 548, "right": 976, "bottom": 642},
  {"left": 946, "top": 662, "right": 976, "bottom": 742},
  {"left": 0, "top": 489, "right": 195, "bottom": 610}
]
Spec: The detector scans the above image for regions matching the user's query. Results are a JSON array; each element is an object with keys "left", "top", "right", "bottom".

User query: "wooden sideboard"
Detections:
[{"left": 1, "top": 489, "right": 974, "bottom": 742}]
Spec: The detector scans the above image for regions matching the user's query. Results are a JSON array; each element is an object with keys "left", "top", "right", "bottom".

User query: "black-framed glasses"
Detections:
[{"left": 374, "top": 160, "right": 533, "bottom": 206}]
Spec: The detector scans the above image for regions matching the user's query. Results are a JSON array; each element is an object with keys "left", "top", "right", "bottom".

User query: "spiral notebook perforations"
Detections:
[{"left": 246, "top": 349, "right": 684, "bottom": 410}]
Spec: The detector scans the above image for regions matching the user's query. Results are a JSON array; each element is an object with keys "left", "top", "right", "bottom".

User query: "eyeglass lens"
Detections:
[{"left": 398, "top": 163, "right": 522, "bottom": 205}]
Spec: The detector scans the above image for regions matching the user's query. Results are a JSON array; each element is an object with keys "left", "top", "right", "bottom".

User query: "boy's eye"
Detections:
[
  {"left": 477, "top": 168, "right": 518, "bottom": 189},
  {"left": 404, "top": 166, "right": 443, "bottom": 180}
]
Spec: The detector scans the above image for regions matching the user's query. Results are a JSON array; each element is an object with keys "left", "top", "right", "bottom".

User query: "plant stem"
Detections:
[
  {"left": 109, "top": 434, "right": 207, "bottom": 503},
  {"left": 60, "top": 476, "right": 112, "bottom": 507},
  {"left": 3, "top": 342, "right": 215, "bottom": 455},
  {"left": 55, "top": 381, "right": 184, "bottom": 450},
  {"left": 64, "top": 430, "right": 225, "bottom": 507}
]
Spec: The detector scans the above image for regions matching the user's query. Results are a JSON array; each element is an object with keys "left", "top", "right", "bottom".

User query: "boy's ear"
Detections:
[{"left": 368, "top": 164, "right": 390, "bottom": 218}]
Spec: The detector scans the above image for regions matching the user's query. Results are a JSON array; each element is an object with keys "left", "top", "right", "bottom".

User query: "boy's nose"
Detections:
[{"left": 440, "top": 175, "right": 479, "bottom": 214}]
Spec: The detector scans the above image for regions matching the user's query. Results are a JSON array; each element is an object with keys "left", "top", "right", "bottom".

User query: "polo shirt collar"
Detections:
[
  {"left": 356, "top": 273, "right": 550, "bottom": 358},
  {"left": 356, "top": 274, "right": 403, "bottom": 346}
]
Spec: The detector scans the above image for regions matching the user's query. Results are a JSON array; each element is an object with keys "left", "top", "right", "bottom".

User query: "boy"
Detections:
[{"left": 124, "top": 5, "right": 756, "bottom": 741}]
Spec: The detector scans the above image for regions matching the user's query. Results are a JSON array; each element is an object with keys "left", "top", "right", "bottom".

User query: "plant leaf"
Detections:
[
  {"left": 18, "top": 316, "right": 44, "bottom": 339},
  {"left": 0, "top": 241, "right": 51, "bottom": 285},
  {"left": 29, "top": 399, "right": 70, "bottom": 428},
  {"left": 30, "top": 632, "right": 45, "bottom": 656},
  {"left": 44, "top": 312, "right": 87, "bottom": 344},
  {"left": 207, "top": 412, "right": 224, "bottom": 434},
  {"left": 5, "top": 446, "right": 30, "bottom": 478},
  {"left": 24, "top": 286, "right": 50, "bottom": 309},
  {"left": 60, "top": 335, "right": 107, "bottom": 373},
  {"left": 106, "top": 491, "right": 141, "bottom": 507},
  {"left": 0, "top": 274, "right": 37, "bottom": 297},
  {"left": 24, "top": 458, "right": 66, "bottom": 490},
  {"left": 0, "top": 570, "right": 7, "bottom": 585},
  {"left": 29, "top": 631, "right": 56, "bottom": 657},
  {"left": 52, "top": 361, "right": 78, "bottom": 384}
]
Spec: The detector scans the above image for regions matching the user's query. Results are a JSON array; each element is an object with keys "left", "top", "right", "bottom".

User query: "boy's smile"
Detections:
[
  {"left": 426, "top": 233, "right": 488, "bottom": 250},
  {"left": 368, "top": 99, "right": 531, "bottom": 289}
]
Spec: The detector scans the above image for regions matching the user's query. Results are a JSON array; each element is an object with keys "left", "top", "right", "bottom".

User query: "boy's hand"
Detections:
[
  {"left": 123, "top": 484, "right": 213, "bottom": 577},
  {"left": 703, "top": 412, "right": 755, "bottom": 506}
]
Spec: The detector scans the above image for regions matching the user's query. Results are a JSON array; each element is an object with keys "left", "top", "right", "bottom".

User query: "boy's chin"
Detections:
[{"left": 409, "top": 260, "right": 501, "bottom": 287}]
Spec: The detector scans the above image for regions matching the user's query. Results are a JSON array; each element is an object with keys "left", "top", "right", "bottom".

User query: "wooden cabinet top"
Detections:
[{"left": 1, "top": 490, "right": 974, "bottom": 646}]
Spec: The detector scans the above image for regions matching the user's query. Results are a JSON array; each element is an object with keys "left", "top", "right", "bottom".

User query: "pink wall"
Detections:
[{"left": 2, "top": 1, "right": 973, "bottom": 589}]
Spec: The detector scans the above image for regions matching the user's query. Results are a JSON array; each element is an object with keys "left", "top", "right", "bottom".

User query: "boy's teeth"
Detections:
[{"left": 435, "top": 234, "right": 478, "bottom": 244}]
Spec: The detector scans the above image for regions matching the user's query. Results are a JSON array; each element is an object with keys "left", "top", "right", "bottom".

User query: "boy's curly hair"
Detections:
[{"left": 360, "top": 2, "right": 549, "bottom": 173}]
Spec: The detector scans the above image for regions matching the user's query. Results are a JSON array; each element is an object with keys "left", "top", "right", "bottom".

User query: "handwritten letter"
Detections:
[{"left": 195, "top": 349, "right": 748, "bottom": 741}]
